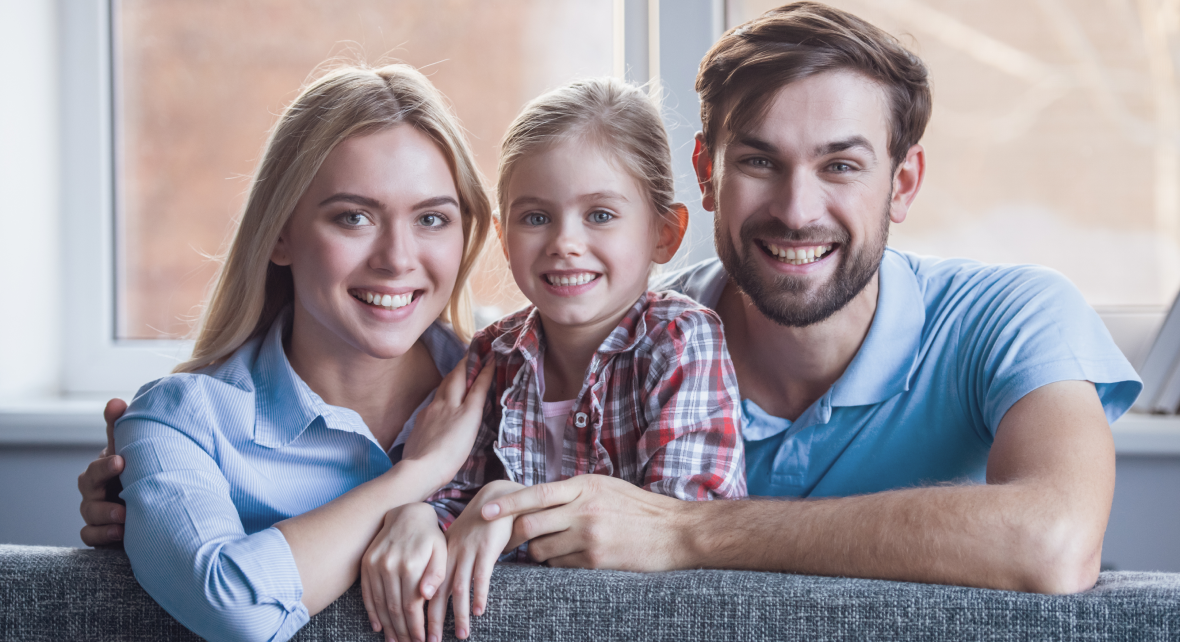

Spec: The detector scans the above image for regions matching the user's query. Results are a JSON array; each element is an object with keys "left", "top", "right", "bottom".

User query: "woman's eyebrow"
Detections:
[
  {"left": 318, "top": 192, "right": 383, "bottom": 208},
  {"left": 411, "top": 195, "right": 460, "bottom": 210}
]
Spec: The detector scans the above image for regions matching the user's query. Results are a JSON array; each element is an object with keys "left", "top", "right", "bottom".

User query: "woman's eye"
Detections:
[
  {"left": 589, "top": 210, "right": 614, "bottom": 224},
  {"left": 418, "top": 213, "right": 448, "bottom": 227},
  {"left": 339, "top": 211, "right": 371, "bottom": 227},
  {"left": 525, "top": 213, "right": 549, "bottom": 226}
]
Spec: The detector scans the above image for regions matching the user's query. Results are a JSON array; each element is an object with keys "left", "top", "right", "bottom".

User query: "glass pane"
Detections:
[
  {"left": 115, "top": 0, "right": 613, "bottom": 339},
  {"left": 729, "top": 0, "right": 1180, "bottom": 308}
]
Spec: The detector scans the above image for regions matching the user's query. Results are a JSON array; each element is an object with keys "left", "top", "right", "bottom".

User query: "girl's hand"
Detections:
[
  {"left": 427, "top": 480, "right": 524, "bottom": 641},
  {"left": 361, "top": 503, "right": 447, "bottom": 642},
  {"left": 401, "top": 361, "right": 493, "bottom": 487}
]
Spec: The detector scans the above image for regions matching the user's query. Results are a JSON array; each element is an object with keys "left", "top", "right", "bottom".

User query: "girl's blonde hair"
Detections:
[
  {"left": 176, "top": 64, "right": 491, "bottom": 373},
  {"left": 496, "top": 77, "right": 677, "bottom": 226}
]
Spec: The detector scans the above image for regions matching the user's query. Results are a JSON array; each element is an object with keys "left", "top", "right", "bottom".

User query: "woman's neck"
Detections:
[{"left": 284, "top": 319, "right": 441, "bottom": 452}]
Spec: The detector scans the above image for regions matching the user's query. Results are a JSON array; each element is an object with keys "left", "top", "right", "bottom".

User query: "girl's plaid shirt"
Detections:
[{"left": 429, "top": 290, "right": 747, "bottom": 526}]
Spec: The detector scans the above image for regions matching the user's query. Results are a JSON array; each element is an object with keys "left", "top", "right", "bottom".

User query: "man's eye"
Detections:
[
  {"left": 829, "top": 162, "right": 853, "bottom": 172},
  {"left": 525, "top": 213, "right": 549, "bottom": 226},
  {"left": 745, "top": 157, "right": 772, "bottom": 168},
  {"left": 589, "top": 210, "right": 613, "bottom": 224}
]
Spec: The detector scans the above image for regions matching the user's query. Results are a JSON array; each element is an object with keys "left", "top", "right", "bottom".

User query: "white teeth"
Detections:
[
  {"left": 545, "top": 273, "right": 597, "bottom": 286},
  {"left": 762, "top": 242, "right": 833, "bottom": 265},
  {"left": 354, "top": 291, "right": 413, "bottom": 310}
]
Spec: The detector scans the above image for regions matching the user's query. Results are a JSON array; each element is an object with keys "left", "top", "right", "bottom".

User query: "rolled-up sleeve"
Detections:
[{"left": 118, "top": 412, "right": 309, "bottom": 642}]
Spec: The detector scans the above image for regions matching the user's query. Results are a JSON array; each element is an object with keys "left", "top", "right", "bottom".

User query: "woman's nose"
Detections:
[{"left": 370, "top": 225, "right": 417, "bottom": 275}]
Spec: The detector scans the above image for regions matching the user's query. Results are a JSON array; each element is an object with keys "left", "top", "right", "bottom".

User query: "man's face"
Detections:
[{"left": 703, "top": 70, "right": 903, "bottom": 327}]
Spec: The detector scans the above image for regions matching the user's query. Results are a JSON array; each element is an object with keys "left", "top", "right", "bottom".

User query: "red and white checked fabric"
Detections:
[{"left": 429, "top": 290, "right": 746, "bottom": 526}]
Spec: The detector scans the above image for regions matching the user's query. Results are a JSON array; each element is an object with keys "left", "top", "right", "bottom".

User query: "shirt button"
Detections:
[{"left": 574, "top": 412, "right": 588, "bottom": 427}]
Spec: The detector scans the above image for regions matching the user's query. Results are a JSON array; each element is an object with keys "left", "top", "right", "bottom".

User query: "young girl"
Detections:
[{"left": 362, "top": 77, "right": 746, "bottom": 642}]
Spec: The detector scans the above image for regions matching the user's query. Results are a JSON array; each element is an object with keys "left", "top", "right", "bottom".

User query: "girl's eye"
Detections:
[
  {"left": 339, "top": 211, "right": 372, "bottom": 227},
  {"left": 589, "top": 210, "right": 614, "bottom": 224},
  {"left": 418, "top": 212, "right": 448, "bottom": 228},
  {"left": 525, "top": 213, "right": 549, "bottom": 226}
]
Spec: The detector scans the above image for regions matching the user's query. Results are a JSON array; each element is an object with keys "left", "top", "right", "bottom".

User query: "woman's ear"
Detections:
[
  {"left": 270, "top": 231, "right": 293, "bottom": 267},
  {"left": 653, "top": 203, "right": 689, "bottom": 264}
]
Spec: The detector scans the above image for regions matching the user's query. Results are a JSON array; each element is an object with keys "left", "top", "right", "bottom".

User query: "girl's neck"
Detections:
[
  {"left": 284, "top": 318, "right": 441, "bottom": 452},
  {"left": 538, "top": 302, "right": 633, "bottom": 402}
]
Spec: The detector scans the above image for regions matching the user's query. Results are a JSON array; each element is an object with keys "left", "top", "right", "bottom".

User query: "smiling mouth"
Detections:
[
  {"left": 544, "top": 272, "right": 600, "bottom": 287},
  {"left": 350, "top": 289, "right": 417, "bottom": 311},
  {"left": 759, "top": 241, "right": 835, "bottom": 266}
]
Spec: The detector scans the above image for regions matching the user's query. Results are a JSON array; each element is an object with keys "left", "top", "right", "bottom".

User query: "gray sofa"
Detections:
[{"left": 2, "top": 544, "right": 1178, "bottom": 641}]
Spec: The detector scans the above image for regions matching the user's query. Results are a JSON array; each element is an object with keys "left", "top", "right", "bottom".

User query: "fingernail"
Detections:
[
  {"left": 108, "top": 527, "right": 122, "bottom": 541},
  {"left": 110, "top": 508, "right": 121, "bottom": 521},
  {"left": 370, "top": 619, "right": 380, "bottom": 632},
  {"left": 473, "top": 606, "right": 483, "bottom": 616},
  {"left": 482, "top": 504, "right": 500, "bottom": 518},
  {"left": 422, "top": 584, "right": 435, "bottom": 598},
  {"left": 428, "top": 636, "right": 438, "bottom": 642},
  {"left": 458, "top": 629, "right": 467, "bottom": 639}
]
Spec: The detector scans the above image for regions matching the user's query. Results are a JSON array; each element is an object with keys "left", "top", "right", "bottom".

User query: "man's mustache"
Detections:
[{"left": 738, "top": 219, "right": 851, "bottom": 246}]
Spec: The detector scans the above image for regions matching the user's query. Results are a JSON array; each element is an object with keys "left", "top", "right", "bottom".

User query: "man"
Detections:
[{"left": 82, "top": 2, "right": 1139, "bottom": 594}]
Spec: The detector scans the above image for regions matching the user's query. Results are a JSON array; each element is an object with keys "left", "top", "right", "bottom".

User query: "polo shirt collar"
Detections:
[{"left": 829, "top": 248, "right": 925, "bottom": 407}]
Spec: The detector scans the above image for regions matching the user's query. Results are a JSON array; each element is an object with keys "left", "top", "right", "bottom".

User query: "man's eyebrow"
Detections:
[
  {"left": 816, "top": 136, "right": 877, "bottom": 161},
  {"left": 733, "top": 136, "right": 777, "bottom": 153}
]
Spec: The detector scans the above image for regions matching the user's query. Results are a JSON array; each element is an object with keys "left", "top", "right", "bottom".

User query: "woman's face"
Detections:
[{"left": 272, "top": 125, "right": 465, "bottom": 361}]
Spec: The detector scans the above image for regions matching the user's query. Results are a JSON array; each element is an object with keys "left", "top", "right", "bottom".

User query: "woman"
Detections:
[{"left": 78, "top": 63, "right": 493, "bottom": 642}]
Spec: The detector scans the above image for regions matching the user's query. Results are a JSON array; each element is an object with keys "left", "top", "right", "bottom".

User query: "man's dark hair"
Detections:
[{"left": 696, "top": 1, "right": 932, "bottom": 169}]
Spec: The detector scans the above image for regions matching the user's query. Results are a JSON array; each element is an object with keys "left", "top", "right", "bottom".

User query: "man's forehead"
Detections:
[{"left": 723, "top": 69, "right": 891, "bottom": 155}]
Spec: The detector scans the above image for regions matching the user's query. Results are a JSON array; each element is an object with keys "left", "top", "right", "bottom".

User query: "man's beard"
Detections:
[{"left": 715, "top": 199, "right": 891, "bottom": 328}]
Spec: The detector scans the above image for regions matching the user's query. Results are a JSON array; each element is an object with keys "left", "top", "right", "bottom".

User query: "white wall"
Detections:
[{"left": 0, "top": 0, "right": 61, "bottom": 398}]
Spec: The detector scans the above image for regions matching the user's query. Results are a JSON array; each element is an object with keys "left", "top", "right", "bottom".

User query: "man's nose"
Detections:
[{"left": 769, "top": 170, "right": 824, "bottom": 230}]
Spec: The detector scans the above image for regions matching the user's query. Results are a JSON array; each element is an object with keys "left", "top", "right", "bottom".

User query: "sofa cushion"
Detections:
[{"left": 1, "top": 544, "right": 1177, "bottom": 641}]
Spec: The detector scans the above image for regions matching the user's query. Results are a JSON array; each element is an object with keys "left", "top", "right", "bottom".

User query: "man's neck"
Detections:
[{"left": 716, "top": 274, "right": 880, "bottom": 421}]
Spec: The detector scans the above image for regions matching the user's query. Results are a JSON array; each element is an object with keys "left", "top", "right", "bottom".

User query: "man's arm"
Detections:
[
  {"left": 78, "top": 399, "right": 129, "bottom": 547},
  {"left": 485, "top": 379, "right": 1113, "bottom": 594}
]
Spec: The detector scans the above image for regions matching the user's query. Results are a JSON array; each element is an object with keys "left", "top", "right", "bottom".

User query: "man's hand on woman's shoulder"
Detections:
[{"left": 78, "top": 399, "right": 128, "bottom": 548}]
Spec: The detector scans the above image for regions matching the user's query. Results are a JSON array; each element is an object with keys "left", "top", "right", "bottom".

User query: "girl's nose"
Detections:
[{"left": 548, "top": 218, "right": 586, "bottom": 257}]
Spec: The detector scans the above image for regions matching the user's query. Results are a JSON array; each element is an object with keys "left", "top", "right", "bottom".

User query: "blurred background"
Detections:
[{"left": 1, "top": 0, "right": 1177, "bottom": 573}]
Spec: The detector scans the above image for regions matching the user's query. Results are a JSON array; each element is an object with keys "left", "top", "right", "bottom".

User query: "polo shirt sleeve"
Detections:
[
  {"left": 116, "top": 376, "right": 309, "bottom": 642},
  {"left": 951, "top": 265, "right": 1142, "bottom": 437}
]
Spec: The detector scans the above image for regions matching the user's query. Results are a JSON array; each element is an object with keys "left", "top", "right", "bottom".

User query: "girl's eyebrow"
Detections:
[{"left": 509, "top": 192, "right": 631, "bottom": 209}]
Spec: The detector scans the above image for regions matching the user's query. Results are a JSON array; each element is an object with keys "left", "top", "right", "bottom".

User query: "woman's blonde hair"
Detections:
[
  {"left": 176, "top": 64, "right": 491, "bottom": 373},
  {"left": 496, "top": 77, "right": 678, "bottom": 226}
]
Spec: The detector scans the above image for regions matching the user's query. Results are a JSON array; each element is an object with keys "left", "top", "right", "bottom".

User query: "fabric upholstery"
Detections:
[{"left": 2, "top": 544, "right": 1177, "bottom": 641}]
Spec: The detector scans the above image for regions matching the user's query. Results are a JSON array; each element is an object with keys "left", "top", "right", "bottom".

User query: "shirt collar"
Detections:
[
  {"left": 252, "top": 308, "right": 326, "bottom": 449},
  {"left": 829, "top": 248, "right": 925, "bottom": 407},
  {"left": 490, "top": 292, "right": 654, "bottom": 362}
]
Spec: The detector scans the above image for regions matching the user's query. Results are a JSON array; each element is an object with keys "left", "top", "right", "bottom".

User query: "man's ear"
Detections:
[
  {"left": 653, "top": 203, "right": 689, "bottom": 264},
  {"left": 692, "top": 133, "right": 716, "bottom": 212},
  {"left": 889, "top": 144, "right": 926, "bottom": 224},
  {"left": 492, "top": 214, "right": 509, "bottom": 261}
]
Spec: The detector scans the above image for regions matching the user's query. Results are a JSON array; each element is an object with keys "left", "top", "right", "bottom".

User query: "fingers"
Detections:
[
  {"left": 420, "top": 535, "right": 447, "bottom": 602},
  {"left": 482, "top": 478, "right": 582, "bottom": 521},
  {"left": 80, "top": 499, "right": 125, "bottom": 530},
  {"left": 79, "top": 523, "right": 124, "bottom": 548},
  {"left": 449, "top": 550, "right": 474, "bottom": 640},
  {"left": 102, "top": 398, "right": 127, "bottom": 457},
  {"left": 401, "top": 549, "right": 433, "bottom": 642},
  {"left": 426, "top": 563, "right": 454, "bottom": 642},
  {"left": 464, "top": 360, "right": 494, "bottom": 400},
  {"left": 385, "top": 570, "right": 408, "bottom": 642},
  {"left": 78, "top": 455, "right": 124, "bottom": 500},
  {"left": 470, "top": 548, "right": 497, "bottom": 618},
  {"left": 361, "top": 563, "right": 383, "bottom": 634}
]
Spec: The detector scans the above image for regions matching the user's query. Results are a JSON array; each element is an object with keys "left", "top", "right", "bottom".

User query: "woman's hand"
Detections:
[
  {"left": 401, "top": 360, "right": 494, "bottom": 488},
  {"left": 427, "top": 480, "right": 523, "bottom": 642},
  {"left": 361, "top": 502, "right": 448, "bottom": 642},
  {"left": 78, "top": 399, "right": 129, "bottom": 547}
]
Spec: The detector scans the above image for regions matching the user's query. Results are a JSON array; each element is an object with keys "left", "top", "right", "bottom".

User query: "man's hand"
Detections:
[
  {"left": 78, "top": 399, "right": 128, "bottom": 547},
  {"left": 482, "top": 474, "right": 688, "bottom": 571},
  {"left": 428, "top": 480, "right": 521, "bottom": 641},
  {"left": 360, "top": 502, "right": 447, "bottom": 642}
]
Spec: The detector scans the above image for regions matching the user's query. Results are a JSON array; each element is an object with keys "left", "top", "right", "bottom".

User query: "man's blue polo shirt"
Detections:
[{"left": 657, "top": 249, "right": 1141, "bottom": 498}]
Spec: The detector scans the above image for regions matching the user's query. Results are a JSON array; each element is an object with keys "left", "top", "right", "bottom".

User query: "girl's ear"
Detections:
[
  {"left": 653, "top": 203, "right": 689, "bottom": 264},
  {"left": 492, "top": 215, "right": 509, "bottom": 260}
]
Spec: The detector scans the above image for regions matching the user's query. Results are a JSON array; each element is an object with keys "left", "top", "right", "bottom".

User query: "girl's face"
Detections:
[
  {"left": 502, "top": 137, "right": 680, "bottom": 337},
  {"left": 272, "top": 125, "right": 465, "bottom": 361}
]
